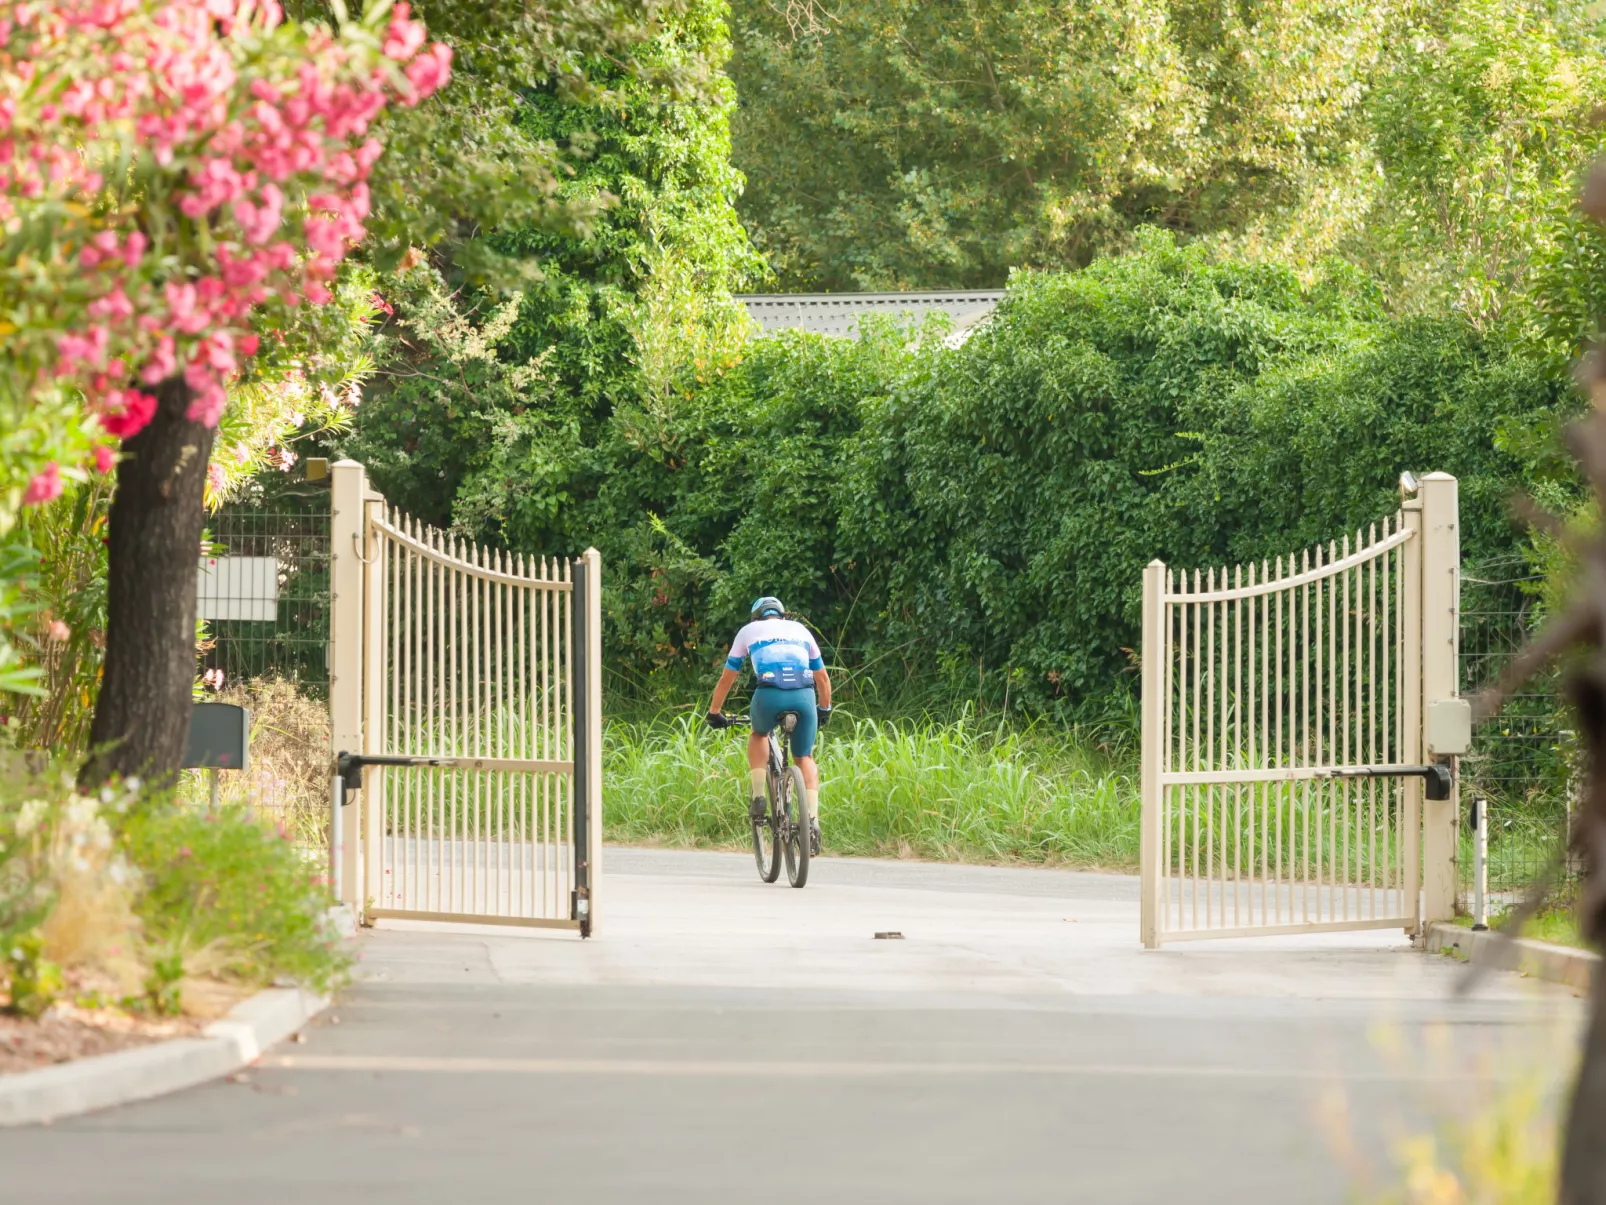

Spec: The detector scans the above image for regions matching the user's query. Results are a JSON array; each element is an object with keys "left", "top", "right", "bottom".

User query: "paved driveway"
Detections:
[{"left": 0, "top": 848, "right": 1583, "bottom": 1203}]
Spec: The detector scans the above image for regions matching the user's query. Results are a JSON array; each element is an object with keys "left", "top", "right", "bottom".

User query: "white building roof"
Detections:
[{"left": 737, "top": 290, "right": 1005, "bottom": 341}]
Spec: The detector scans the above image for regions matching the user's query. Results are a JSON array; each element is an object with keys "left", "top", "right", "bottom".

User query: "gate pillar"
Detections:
[
  {"left": 1139, "top": 559, "right": 1166, "bottom": 950},
  {"left": 329, "top": 460, "right": 367, "bottom": 910},
  {"left": 1419, "top": 472, "right": 1460, "bottom": 927},
  {"left": 575, "top": 547, "right": 603, "bottom": 935}
]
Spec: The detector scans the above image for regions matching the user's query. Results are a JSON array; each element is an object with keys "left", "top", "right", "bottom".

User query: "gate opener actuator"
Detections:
[
  {"left": 327, "top": 751, "right": 457, "bottom": 908},
  {"left": 1319, "top": 762, "right": 1452, "bottom": 800},
  {"left": 1317, "top": 698, "right": 1469, "bottom": 801},
  {"left": 334, "top": 750, "right": 459, "bottom": 792}
]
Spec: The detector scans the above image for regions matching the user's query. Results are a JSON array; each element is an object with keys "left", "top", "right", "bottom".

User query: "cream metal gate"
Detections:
[
  {"left": 327, "top": 461, "right": 603, "bottom": 935},
  {"left": 1139, "top": 473, "right": 1463, "bottom": 947}
]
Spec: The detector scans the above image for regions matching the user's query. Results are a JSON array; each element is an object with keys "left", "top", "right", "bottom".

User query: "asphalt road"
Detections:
[{"left": 0, "top": 847, "right": 1584, "bottom": 1204}]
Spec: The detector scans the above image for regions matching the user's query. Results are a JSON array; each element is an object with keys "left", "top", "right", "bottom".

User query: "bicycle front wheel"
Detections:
[
  {"left": 752, "top": 775, "right": 781, "bottom": 884},
  {"left": 781, "top": 764, "right": 809, "bottom": 888}
]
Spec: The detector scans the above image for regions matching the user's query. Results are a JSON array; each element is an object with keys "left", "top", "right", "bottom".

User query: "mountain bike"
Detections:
[{"left": 725, "top": 711, "right": 810, "bottom": 888}]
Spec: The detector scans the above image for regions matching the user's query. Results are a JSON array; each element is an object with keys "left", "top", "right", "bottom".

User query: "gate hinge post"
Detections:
[
  {"left": 329, "top": 461, "right": 368, "bottom": 914},
  {"left": 1418, "top": 473, "right": 1460, "bottom": 927}
]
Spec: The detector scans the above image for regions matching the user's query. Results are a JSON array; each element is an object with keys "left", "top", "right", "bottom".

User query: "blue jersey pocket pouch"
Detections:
[{"left": 760, "top": 665, "right": 810, "bottom": 690}]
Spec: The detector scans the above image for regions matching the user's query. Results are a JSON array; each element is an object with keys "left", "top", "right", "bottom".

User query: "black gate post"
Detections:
[{"left": 571, "top": 556, "right": 592, "bottom": 937}]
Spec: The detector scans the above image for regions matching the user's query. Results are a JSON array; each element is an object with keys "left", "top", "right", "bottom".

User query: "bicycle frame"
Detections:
[
  {"left": 724, "top": 707, "right": 811, "bottom": 887},
  {"left": 768, "top": 712, "right": 799, "bottom": 778}
]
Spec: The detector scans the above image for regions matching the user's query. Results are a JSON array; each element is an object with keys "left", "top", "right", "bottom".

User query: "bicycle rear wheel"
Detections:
[
  {"left": 752, "top": 773, "right": 781, "bottom": 883},
  {"left": 781, "top": 764, "right": 809, "bottom": 888}
]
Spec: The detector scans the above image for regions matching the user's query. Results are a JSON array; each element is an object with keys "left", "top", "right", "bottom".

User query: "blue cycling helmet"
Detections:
[{"left": 750, "top": 595, "right": 785, "bottom": 619}]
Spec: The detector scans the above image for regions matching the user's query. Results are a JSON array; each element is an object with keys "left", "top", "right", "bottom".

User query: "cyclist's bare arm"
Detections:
[
  {"left": 813, "top": 667, "right": 832, "bottom": 708},
  {"left": 709, "top": 667, "right": 740, "bottom": 715}
]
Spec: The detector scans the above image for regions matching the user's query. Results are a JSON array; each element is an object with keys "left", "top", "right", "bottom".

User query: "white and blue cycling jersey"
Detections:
[{"left": 726, "top": 617, "right": 823, "bottom": 691}]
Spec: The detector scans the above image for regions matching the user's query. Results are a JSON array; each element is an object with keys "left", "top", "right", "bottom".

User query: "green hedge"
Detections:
[{"left": 351, "top": 234, "right": 1580, "bottom": 715}]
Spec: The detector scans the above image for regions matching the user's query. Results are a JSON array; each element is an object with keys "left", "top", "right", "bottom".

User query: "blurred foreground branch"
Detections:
[{"left": 1485, "top": 163, "right": 1606, "bottom": 1204}]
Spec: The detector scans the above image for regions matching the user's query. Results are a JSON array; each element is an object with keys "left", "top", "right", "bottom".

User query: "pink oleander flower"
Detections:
[
  {"left": 99, "top": 389, "right": 158, "bottom": 439},
  {"left": 383, "top": 3, "right": 426, "bottom": 61},
  {"left": 22, "top": 462, "right": 62, "bottom": 506},
  {"left": 46, "top": 619, "right": 70, "bottom": 642},
  {"left": 403, "top": 42, "right": 452, "bottom": 102},
  {"left": 6, "top": 0, "right": 442, "bottom": 522}
]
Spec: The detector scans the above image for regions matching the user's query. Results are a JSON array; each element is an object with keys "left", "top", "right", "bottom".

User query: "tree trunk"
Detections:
[
  {"left": 80, "top": 375, "right": 217, "bottom": 788},
  {"left": 1562, "top": 969, "right": 1606, "bottom": 1203},
  {"left": 1561, "top": 671, "right": 1606, "bottom": 1203}
]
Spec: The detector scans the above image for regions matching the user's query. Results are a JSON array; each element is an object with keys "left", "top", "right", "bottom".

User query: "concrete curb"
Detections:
[
  {"left": 0, "top": 985, "right": 328, "bottom": 1128},
  {"left": 1426, "top": 920, "right": 1599, "bottom": 993}
]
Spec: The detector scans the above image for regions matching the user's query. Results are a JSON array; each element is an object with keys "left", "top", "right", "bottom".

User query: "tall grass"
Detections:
[{"left": 604, "top": 711, "right": 1140, "bottom": 869}]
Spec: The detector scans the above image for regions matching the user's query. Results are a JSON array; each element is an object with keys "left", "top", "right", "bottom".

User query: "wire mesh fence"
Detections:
[
  {"left": 194, "top": 484, "right": 332, "bottom": 849},
  {"left": 199, "top": 485, "right": 331, "bottom": 698},
  {"left": 1458, "top": 553, "right": 1578, "bottom": 909}
]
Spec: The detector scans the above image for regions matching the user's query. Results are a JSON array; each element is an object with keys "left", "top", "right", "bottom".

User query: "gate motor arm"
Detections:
[
  {"left": 335, "top": 750, "right": 455, "bottom": 791},
  {"left": 1320, "top": 762, "right": 1452, "bottom": 800}
]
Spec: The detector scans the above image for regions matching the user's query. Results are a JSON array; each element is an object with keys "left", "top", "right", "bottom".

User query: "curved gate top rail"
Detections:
[
  {"left": 327, "top": 461, "right": 604, "bottom": 937},
  {"left": 1139, "top": 474, "right": 1463, "bottom": 948}
]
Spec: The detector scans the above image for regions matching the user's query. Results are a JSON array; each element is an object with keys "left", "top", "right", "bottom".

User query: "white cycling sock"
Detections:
[
  {"left": 805, "top": 788, "right": 819, "bottom": 823},
  {"left": 749, "top": 768, "right": 767, "bottom": 800}
]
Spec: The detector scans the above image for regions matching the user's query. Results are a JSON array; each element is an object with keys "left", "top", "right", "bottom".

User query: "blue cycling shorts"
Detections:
[{"left": 749, "top": 685, "right": 818, "bottom": 758}]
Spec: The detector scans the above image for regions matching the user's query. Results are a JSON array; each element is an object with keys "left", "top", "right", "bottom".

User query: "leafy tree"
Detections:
[
  {"left": 727, "top": 0, "right": 1389, "bottom": 289},
  {"left": 1356, "top": 0, "right": 1606, "bottom": 333},
  {"left": 728, "top": 0, "right": 1606, "bottom": 304},
  {"left": 336, "top": 0, "right": 734, "bottom": 281},
  {"left": 345, "top": 0, "right": 761, "bottom": 542}
]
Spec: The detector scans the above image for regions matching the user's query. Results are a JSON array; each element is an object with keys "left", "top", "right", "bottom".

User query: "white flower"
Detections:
[
  {"left": 14, "top": 799, "right": 47, "bottom": 836},
  {"left": 67, "top": 794, "right": 98, "bottom": 830}
]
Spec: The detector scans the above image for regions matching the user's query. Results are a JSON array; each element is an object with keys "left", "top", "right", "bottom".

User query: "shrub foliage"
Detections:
[{"left": 351, "top": 234, "right": 1580, "bottom": 714}]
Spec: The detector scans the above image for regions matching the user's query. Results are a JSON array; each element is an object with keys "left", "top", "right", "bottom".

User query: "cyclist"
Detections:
[{"left": 706, "top": 596, "right": 832, "bottom": 854}]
